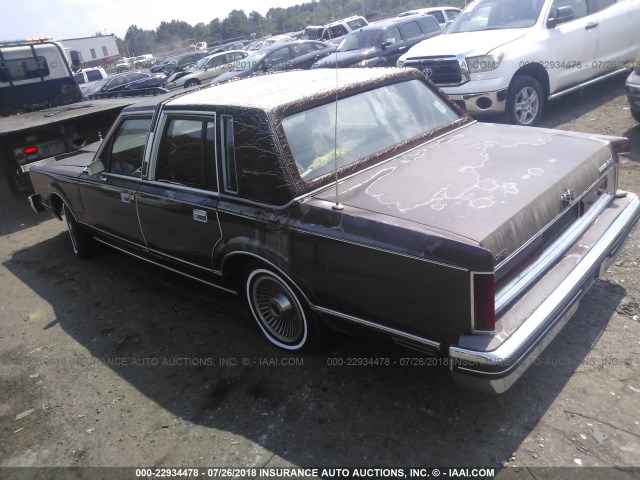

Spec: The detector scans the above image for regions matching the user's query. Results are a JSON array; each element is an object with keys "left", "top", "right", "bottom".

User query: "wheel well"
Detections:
[
  {"left": 511, "top": 64, "right": 550, "bottom": 100},
  {"left": 221, "top": 252, "right": 313, "bottom": 305},
  {"left": 49, "top": 194, "right": 64, "bottom": 220}
]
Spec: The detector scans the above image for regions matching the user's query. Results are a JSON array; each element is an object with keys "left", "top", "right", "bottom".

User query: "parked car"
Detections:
[
  {"left": 397, "top": 7, "right": 461, "bottom": 30},
  {"left": 161, "top": 51, "right": 208, "bottom": 77},
  {"left": 258, "top": 35, "right": 294, "bottom": 50},
  {"left": 318, "top": 15, "right": 369, "bottom": 44},
  {"left": 626, "top": 66, "right": 640, "bottom": 122},
  {"left": 303, "top": 25, "right": 324, "bottom": 40},
  {"left": 72, "top": 67, "right": 108, "bottom": 95},
  {"left": 28, "top": 68, "right": 640, "bottom": 394},
  {"left": 115, "top": 58, "right": 131, "bottom": 73},
  {"left": 397, "top": 0, "right": 640, "bottom": 126},
  {"left": 85, "top": 72, "right": 166, "bottom": 97},
  {"left": 195, "top": 42, "right": 208, "bottom": 51},
  {"left": 164, "top": 50, "right": 249, "bottom": 89},
  {"left": 313, "top": 15, "right": 442, "bottom": 68},
  {"left": 215, "top": 40, "right": 336, "bottom": 83}
]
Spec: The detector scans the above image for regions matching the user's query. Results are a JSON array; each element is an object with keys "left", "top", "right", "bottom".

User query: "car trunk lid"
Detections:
[{"left": 314, "top": 123, "right": 616, "bottom": 264}]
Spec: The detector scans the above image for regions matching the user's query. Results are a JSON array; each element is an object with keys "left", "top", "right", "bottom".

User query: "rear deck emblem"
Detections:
[{"left": 561, "top": 188, "right": 575, "bottom": 204}]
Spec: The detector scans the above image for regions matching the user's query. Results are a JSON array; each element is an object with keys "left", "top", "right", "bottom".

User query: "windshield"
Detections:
[
  {"left": 86, "top": 77, "right": 111, "bottom": 94},
  {"left": 282, "top": 79, "right": 459, "bottom": 181},
  {"left": 232, "top": 51, "right": 265, "bottom": 71},
  {"left": 448, "top": 0, "right": 544, "bottom": 33},
  {"left": 337, "top": 30, "right": 380, "bottom": 52}
]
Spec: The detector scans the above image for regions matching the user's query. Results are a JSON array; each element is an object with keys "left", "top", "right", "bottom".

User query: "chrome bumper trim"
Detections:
[
  {"left": 449, "top": 193, "right": 640, "bottom": 393},
  {"left": 448, "top": 89, "right": 508, "bottom": 115}
]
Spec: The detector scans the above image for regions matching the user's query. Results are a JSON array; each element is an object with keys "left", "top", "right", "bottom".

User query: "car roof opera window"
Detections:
[
  {"left": 221, "top": 115, "right": 238, "bottom": 193},
  {"left": 100, "top": 116, "right": 152, "bottom": 177},
  {"left": 156, "top": 117, "right": 217, "bottom": 191}
]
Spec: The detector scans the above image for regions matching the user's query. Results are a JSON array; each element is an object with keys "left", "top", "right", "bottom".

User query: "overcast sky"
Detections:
[{"left": 2, "top": 0, "right": 304, "bottom": 41}]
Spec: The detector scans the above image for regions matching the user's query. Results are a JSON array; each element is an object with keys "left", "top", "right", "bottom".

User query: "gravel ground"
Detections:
[{"left": 0, "top": 73, "right": 639, "bottom": 479}]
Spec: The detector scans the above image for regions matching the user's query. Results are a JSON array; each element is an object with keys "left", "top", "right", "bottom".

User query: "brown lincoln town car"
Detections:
[{"left": 28, "top": 68, "right": 639, "bottom": 393}]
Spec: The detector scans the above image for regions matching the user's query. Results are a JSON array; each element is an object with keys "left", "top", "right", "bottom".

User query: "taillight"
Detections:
[
  {"left": 23, "top": 146, "right": 39, "bottom": 155},
  {"left": 472, "top": 272, "right": 495, "bottom": 333}
]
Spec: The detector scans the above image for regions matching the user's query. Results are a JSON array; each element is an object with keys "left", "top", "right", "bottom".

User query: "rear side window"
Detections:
[
  {"left": 419, "top": 16, "right": 442, "bottom": 34},
  {"left": 156, "top": 117, "right": 217, "bottom": 190},
  {"left": 400, "top": 21, "right": 422, "bottom": 40},
  {"left": 291, "top": 43, "right": 317, "bottom": 57},
  {"left": 73, "top": 73, "right": 85, "bottom": 84},
  {"left": 430, "top": 10, "right": 446, "bottom": 23},
  {"left": 347, "top": 18, "right": 368, "bottom": 30},
  {"left": 446, "top": 9, "right": 461, "bottom": 21},
  {"left": 0, "top": 55, "right": 50, "bottom": 82}
]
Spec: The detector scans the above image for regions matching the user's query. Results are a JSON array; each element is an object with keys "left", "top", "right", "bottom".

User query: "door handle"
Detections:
[
  {"left": 585, "top": 22, "right": 598, "bottom": 30},
  {"left": 120, "top": 192, "right": 134, "bottom": 203},
  {"left": 193, "top": 209, "right": 208, "bottom": 223},
  {"left": 399, "top": 46, "right": 407, "bottom": 50},
  {"left": 98, "top": 174, "right": 108, "bottom": 182}
]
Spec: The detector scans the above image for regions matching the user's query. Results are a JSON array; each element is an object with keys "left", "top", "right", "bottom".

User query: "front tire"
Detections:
[
  {"left": 507, "top": 75, "right": 544, "bottom": 126},
  {"left": 185, "top": 79, "right": 200, "bottom": 88},
  {"left": 63, "top": 205, "right": 99, "bottom": 259},
  {"left": 245, "top": 268, "right": 318, "bottom": 351}
]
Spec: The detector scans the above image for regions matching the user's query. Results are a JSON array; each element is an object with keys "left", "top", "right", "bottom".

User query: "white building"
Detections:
[{"left": 59, "top": 34, "right": 121, "bottom": 70}]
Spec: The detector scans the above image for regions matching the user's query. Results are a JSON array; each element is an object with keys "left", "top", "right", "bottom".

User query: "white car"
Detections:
[
  {"left": 164, "top": 50, "right": 249, "bottom": 89},
  {"left": 397, "top": 7, "right": 461, "bottom": 30},
  {"left": 397, "top": 0, "right": 640, "bottom": 126},
  {"left": 72, "top": 67, "right": 108, "bottom": 95}
]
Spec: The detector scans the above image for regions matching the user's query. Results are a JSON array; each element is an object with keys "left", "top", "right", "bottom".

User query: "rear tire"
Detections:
[
  {"left": 632, "top": 108, "right": 640, "bottom": 122},
  {"left": 185, "top": 79, "right": 200, "bottom": 88},
  {"left": 63, "top": 205, "right": 99, "bottom": 259},
  {"left": 245, "top": 267, "right": 323, "bottom": 352},
  {"left": 507, "top": 75, "right": 544, "bottom": 126}
]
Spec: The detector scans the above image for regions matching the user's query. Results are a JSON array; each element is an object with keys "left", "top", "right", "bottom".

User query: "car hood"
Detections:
[
  {"left": 401, "top": 29, "right": 527, "bottom": 59},
  {"left": 316, "top": 48, "right": 377, "bottom": 67},
  {"left": 314, "top": 122, "right": 615, "bottom": 260}
]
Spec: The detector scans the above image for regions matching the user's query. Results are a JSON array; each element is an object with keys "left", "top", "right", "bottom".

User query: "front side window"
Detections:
[
  {"left": 383, "top": 27, "right": 402, "bottom": 45},
  {"left": 448, "top": 0, "right": 545, "bottom": 32},
  {"left": 100, "top": 117, "right": 152, "bottom": 177},
  {"left": 551, "top": 0, "right": 588, "bottom": 18},
  {"left": 419, "top": 16, "right": 442, "bottom": 34},
  {"left": 156, "top": 117, "right": 217, "bottom": 190},
  {"left": 282, "top": 80, "right": 459, "bottom": 181}
]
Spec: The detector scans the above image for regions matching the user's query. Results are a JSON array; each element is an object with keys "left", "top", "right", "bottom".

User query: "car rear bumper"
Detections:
[{"left": 449, "top": 192, "right": 640, "bottom": 394}]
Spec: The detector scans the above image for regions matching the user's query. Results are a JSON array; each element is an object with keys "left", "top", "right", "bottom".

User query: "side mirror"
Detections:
[
  {"left": 382, "top": 38, "right": 397, "bottom": 49},
  {"left": 84, "top": 159, "right": 105, "bottom": 176},
  {"left": 547, "top": 5, "right": 575, "bottom": 28}
]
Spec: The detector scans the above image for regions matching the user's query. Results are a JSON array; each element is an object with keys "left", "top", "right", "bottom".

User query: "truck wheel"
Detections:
[
  {"left": 245, "top": 267, "right": 322, "bottom": 352},
  {"left": 507, "top": 75, "right": 544, "bottom": 126},
  {"left": 185, "top": 79, "right": 200, "bottom": 88},
  {"left": 632, "top": 109, "right": 640, "bottom": 122},
  {"left": 63, "top": 205, "right": 99, "bottom": 259}
]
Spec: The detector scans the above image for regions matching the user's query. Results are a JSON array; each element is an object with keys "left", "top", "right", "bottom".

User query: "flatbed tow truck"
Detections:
[{"left": 0, "top": 38, "right": 163, "bottom": 192}]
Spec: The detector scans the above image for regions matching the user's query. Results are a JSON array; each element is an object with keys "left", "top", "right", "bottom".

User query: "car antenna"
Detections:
[{"left": 331, "top": 32, "right": 343, "bottom": 211}]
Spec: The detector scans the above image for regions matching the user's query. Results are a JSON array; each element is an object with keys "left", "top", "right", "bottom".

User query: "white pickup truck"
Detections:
[{"left": 397, "top": 0, "right": 640, "bottom": 125}]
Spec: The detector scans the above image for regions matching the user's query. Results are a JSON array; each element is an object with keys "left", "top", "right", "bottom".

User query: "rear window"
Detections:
[
  {"left": 73, "top": 73, "right": 85, "bottom": 84},
  {"left": 0, "top": 55, "right": 50, "bottom": 82},
  {"left": 86, "top": 70, "right": 104, "bottom": 82},
  {"left": 283, "top": 79, "right": 459, "bottom": 181}
]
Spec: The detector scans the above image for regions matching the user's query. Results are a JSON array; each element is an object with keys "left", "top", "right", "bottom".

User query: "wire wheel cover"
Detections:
[{"left": 251, "top": 274, "right": 304, "bottom": 344}]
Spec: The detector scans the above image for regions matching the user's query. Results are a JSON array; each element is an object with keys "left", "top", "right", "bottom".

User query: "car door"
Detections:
[
  {"left": 264, "top": 46, "right": 293, "bottom": 72},
  {"left": 290, "top": 42, "right": 326, "bottom": 69},
  {"left": 78, "top": 115, "right": 151, "bottom": 248},
  {"left": 545, "top": 0, "right": 598, "bottom": 91},
  {"left": 588, "top": 0, "right": 634, "bottom": 66},
  {"left": 137, "top": 114, "right": 222, "bottom": 270},
  {"left": 379, "top": 27, "right": 405, "bottom": 66}
]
